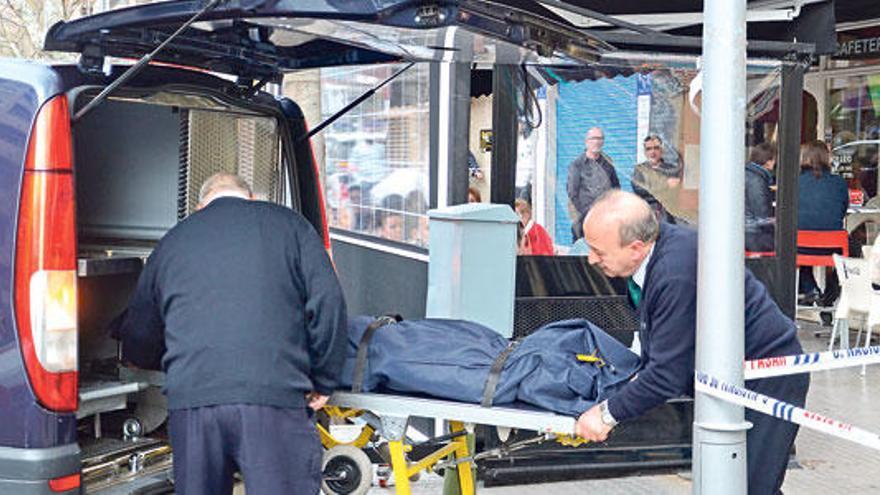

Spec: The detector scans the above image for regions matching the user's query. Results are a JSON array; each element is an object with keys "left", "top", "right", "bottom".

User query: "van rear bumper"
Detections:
[{"left": 0, "top": 443, "right": 79, "bottom": 493}]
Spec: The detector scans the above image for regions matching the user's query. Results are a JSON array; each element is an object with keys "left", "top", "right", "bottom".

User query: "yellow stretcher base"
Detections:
[{"left": 321, "top": 392, "right": 580, "bottom": 494}]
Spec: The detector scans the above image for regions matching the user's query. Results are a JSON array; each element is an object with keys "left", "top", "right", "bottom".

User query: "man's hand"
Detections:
[
  {"left": 575, "top": 405, "right": 613, "bottom": 442},
  {"left": 306, "top": 392, "right": 330, "bottom": 411}
]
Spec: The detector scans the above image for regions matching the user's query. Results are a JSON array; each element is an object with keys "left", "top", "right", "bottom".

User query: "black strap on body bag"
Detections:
[
  {"left": 480, "top": 340, "right": 520, "bottom": 407},
  {"left": 351, "top": 315, "right": 401, "bottom": 393}
]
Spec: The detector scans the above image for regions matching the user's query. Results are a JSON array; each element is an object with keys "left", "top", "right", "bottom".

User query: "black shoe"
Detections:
[
  {"left": 819, "top": 311, "right": 833, "bottom": 327},
  {"left": 798, "top": 291, "right": 820, "bottom": 306}
]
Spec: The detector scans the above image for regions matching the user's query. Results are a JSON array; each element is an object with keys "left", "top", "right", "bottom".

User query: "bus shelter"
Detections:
[{"left": 302, "top": 0, "right": 844, "bottom": 485}]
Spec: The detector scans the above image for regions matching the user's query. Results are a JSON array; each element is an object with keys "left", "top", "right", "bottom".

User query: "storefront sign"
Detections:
[{"left": 835, "top": 28, "right": 880, "bottom": 60}]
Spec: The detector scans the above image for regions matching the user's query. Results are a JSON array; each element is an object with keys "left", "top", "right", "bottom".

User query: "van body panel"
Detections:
[
  {"left": 0, "top": 443, "right": 79, "bottom": 480},
  {"left": 0, "top": 479, "right": 73, "bottom": 495},
  {"left": 279, "top": 96, "right": 327, "bottom": 242},
  {"left": 0, "top": 61, "right": 78, "bottom": 449}
]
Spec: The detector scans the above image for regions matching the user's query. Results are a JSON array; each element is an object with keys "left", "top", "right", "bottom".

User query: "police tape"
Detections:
[
  {"left": 743, "top": 345, "right": 880, "bottom": 380},
  {"left": 695, "top": 371, "right": 880, "bottom": 450}
]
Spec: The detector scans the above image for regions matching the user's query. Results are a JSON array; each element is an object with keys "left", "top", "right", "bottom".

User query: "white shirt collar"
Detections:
[
  {"left": 632, "top": 244, "right": 655, "bottom": 288},
  {"left": 523, "top": 219, "right": 535, "bottom": 235},
  {"left": 203, "top": 190, "right": 251, "bottom": 206}
]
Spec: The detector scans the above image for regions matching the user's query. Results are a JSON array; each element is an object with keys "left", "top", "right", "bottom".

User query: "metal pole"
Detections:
[
  {"left": 693, "top": 0, "right": 749, "bottom": 493},
  {"left": 490, "top": 64, "right": 518, "bottom": 207},
  {"left": 775, "top": 64, "right": 806, "bottom": 319},
  {"left": 428, "top": 28, "right": 472, "bottom": 209}
]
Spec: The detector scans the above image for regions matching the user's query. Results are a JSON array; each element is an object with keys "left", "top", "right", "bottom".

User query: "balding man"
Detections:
[
  {"left": 566, "top": 127, "right": 620, "bottom": 240},
  {"left": 117, "top": 173, "right": 347, "bottom": 494},
  {"left": 575, "top": 190, "right": 808, "bottom": 495}
]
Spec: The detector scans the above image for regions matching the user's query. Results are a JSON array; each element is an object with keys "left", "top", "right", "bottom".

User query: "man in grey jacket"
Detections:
[{"left": 567, "top": 127, "right": 620, "bottom": 240}]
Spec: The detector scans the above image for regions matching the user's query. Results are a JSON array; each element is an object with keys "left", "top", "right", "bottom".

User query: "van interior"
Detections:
[{"left": 71, "top": 85, "right": 288, "bottom": 490}]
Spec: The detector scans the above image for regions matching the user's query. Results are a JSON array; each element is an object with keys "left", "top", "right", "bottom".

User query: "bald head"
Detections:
[
  {"left": 582, "top": 190, "right": 658, "bottom": 278},
  {"left": 198, "top": 173, "right": 253, "bottom": 208},
  {"left": 585, "top": 127, "right": 605, "bottom": 158},
  {"left": 585, "top": 190, "right": 658, "bottom": 246}
]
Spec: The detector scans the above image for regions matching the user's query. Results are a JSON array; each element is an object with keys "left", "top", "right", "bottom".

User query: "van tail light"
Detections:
[
  {"left": 48, "top": 473, "right": 81, "bottom": 492},
  {"left": 14, "top": 95, "right": 78, "bottom": 412},
  {"left": 303, "top": 124, "right": 331, "bottom": 254}
]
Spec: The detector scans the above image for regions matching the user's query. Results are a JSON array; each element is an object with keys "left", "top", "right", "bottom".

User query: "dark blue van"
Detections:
[{"left": 0, "top": 1, "right": 598, "bottom": 492}]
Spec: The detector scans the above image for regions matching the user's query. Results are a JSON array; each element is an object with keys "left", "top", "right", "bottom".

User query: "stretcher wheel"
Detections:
[{"left": 321, "top": 445, "right": 372, "bottom": 495}]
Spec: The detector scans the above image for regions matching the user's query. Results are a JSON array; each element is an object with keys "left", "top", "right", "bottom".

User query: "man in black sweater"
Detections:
[
  {"left": 117, "top": 173, "right": 347, "bottom": 494},
  {"left": 575, "top": 190, "right": 808, "bottom": 495}
]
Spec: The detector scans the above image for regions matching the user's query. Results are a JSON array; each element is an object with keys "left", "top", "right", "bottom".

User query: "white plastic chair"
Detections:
[{"left": 831, "top": 255, "right": 880, "bottom": 374}]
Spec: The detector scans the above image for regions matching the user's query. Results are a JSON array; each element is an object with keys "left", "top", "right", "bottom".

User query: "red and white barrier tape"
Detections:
[
  {"left": 695, "top": 371, "right": 880, "bottom": 450},
  {"left": 744, "top": 345, "right": 880, "bottom": 380}
]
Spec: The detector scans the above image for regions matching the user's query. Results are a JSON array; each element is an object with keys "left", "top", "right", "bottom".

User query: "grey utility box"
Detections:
[{"left": 426, "top": 203, "right": 519, "bottom": 337}]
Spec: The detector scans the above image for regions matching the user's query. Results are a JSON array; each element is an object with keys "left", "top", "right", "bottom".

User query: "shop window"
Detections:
[{"left": 828, "top": 74, "right": 880, "bottom": 204}]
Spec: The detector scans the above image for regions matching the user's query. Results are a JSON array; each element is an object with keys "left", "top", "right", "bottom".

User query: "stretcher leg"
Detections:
[
  {"left": 387, "top": 439, "right": 412, "bottom": 495},
  {"left": 449, "top": 421, "right": 475, "bottom": 495}
]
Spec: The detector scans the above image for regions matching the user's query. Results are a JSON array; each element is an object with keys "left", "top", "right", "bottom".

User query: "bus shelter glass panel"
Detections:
[
  {"left": 318, "top": 62, "right": 431, "bottom": 247},
  {"left": 492, "top": 62, "right": 783, "bottom": 258}
]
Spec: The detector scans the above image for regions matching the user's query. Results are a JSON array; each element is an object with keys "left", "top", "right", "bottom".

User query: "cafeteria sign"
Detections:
[{"left": 835, "top": 28, "right": 880, "bottom": 60}]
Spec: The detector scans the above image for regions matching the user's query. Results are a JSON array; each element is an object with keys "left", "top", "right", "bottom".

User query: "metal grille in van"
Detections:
[
  {"left": 178, "top": 110, "right": 281, "bottom": 219},
  {"left": 513, "top": 296, "right": 638, "bottom": 346}
]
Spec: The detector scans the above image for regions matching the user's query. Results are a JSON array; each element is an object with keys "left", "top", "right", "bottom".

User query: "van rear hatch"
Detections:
[{"left": 44, "top": 0, "right": 611, "bottom": 82}]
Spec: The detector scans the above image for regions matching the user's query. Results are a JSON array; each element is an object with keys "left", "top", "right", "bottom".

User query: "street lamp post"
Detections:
[{"left": 693, "top": 0, "right": 750, "bottom": 493}]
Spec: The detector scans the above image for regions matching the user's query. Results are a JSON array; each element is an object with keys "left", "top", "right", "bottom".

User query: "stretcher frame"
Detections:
[{"left": 320, "top": 391, "right": 579, "bottom": 495}]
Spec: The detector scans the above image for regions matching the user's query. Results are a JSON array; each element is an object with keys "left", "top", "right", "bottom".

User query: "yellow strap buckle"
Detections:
[
  {"left": 576, "top": 350, "right": 606, "bottom": 367},
  {"left": 556, "top": 434, "right": 589, "bottom": 447}
]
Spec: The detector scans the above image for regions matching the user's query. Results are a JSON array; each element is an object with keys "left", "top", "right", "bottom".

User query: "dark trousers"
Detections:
[
  {"left": 798, "top": 266, "right": 840, "bottom": 305},
  {"left": 745, "top": 373, "right": 810, "bottom": 495},
  {"left": 168, "top": 404, "right": 322, "bottom": 495}
]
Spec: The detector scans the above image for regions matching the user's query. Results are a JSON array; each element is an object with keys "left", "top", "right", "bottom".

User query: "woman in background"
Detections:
[
  {"left": 515, "top": 199, "right": 554, "bottom": 256},
  {"left": 797, "top": 140, "right": 849, "bottom": 306}
]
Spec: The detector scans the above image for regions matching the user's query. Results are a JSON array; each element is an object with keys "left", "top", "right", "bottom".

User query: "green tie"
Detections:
[{"left": 627, "top": 277, "right": 643, "bottom": 307}]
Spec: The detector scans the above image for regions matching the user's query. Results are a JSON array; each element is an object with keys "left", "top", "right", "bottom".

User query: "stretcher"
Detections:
[{"left": 318, "top": 391, "right": 582, "bottom": 495}]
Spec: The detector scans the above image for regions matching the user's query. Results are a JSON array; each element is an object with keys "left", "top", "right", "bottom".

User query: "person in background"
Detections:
[
  {"left": 376, "top": 194, "right": 405, "bottom": 242},
  {"left": 115, "top": 173, "right": 347, "bottom": 494},
  {"left": 347, "top": 183, "right": 373, "bottom": 232},
  {"left": 516, "top": 220, "right": 531, "bottom": 255},
  {"left": 630, "top": 134, "right": 681, "bottom": 222},
  {"left": 745, "top": 142, "right": 777, "bottom": 253},
  {"left": 515, "top": 199, "right": 554, "bottom": 255},
  {"left": 468, "top": 151, "right": 485, "bottom": 181},
  {"left": 859, "top": 158, "right": 877, "bottom": 201},
  {"left": 797, "top": 140, "right": 849, "bottom": 306},
  {"left": 468, "top": 186, "right": 482, "bottom": 203},
  {"left": 404, "top": 190, "right": 427, "bottom": 245},
  {"left": 566, "top": 126, "right": 619, "bottom": 241}
]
